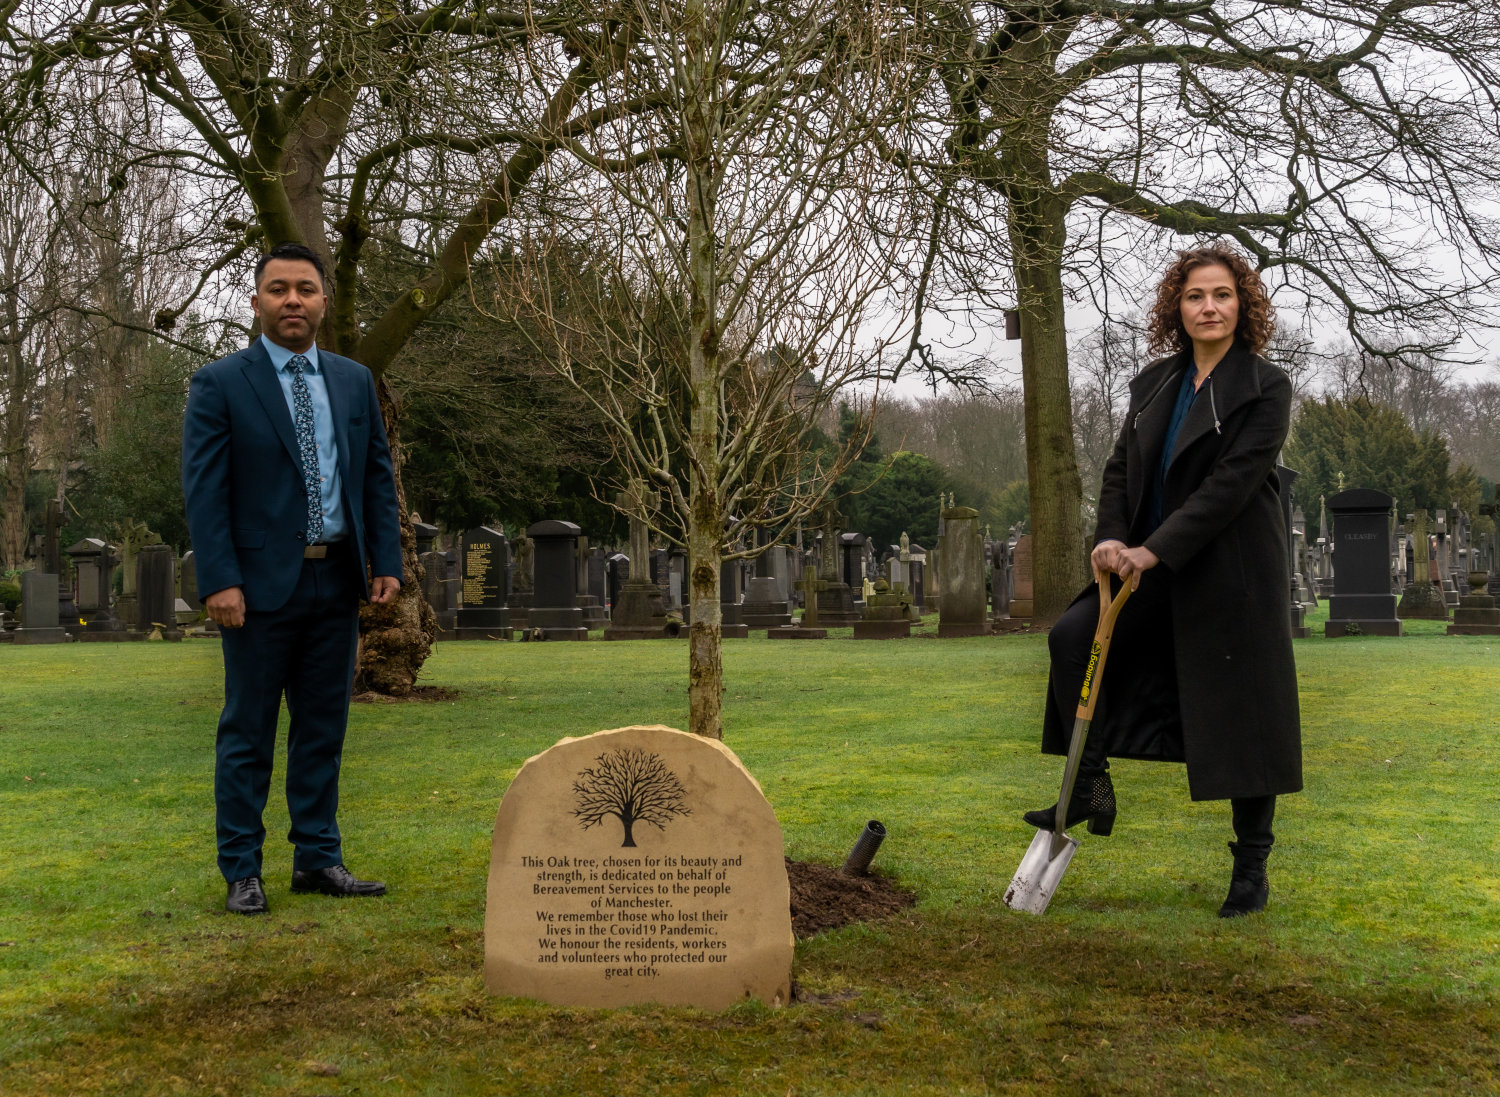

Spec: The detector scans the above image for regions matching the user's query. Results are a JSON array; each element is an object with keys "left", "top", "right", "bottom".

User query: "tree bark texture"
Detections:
[
  {"left": 352, "top": 377, "right": 438, "bottom": 695},
  {"left": 683, "top": 0, "right": 725, "bottom": 739},
  {"left": 1007, "top": 186, "right": 1085, "bottom": 623}
]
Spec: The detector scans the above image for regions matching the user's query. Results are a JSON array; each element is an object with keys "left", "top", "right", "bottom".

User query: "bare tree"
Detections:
[
  {"left": 572, "top": 748, "right": 690, "bottom": 848},
  {"left": 495, "top": 0, "right": 924, "bottom": 736},
  {"left": 900, "top": 0, "right": 1500, "bottom": 620},
  {"left": 10, "top": 0, "right": 679, "bottom": 691}
]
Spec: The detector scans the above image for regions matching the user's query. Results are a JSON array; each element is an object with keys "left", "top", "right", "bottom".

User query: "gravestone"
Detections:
[
  {"left": 719, "top": 552, "right": 749, "bottom": 639},
  {"left": 69, "top": 538, "right": 130, "bottom": 640},
  {"left": 455, "top": 527, "right": 513, "bottom": 640},
  {"left": 605, "top": 485, "right": 671, "bottom": 640},
  {"left": 15, "top": 572, "right": 68, "bottom": 644},
  {"left": 991, "top": 536, "right": 1012, "bottom": 622},
  {"left": 1276, "top": 465, "right": 1310, "bottom": 639},
  {"left": 1434, "top": 511, "right": 1459, "bottom": 607},
  {"left": 937, "top": 507, "right": 991, "bottom": 637},
  {"left": 908, "top": 543, "right": 927, "bottom": 614},
  {"left": 588, "top": 548, "right": 608, "bottom": 606},
  {"left": 526, "top": 520, "right": 589, "bottom": 640},
  {"left": 114, "top": 522, "right": 162, "bottom": 633},
  {"left": 177, "top": 549, "right": 206, "bottom": 629},
  {"left": 1447, "top": 569, "right": 1500, "bottom": 635},
  {"left": 574, "top": 537, "right": 608, "bottom": 628},
  {"left": 814, "top": 511, "right": 859, "bottom": 626},
  {"left": 1009, "top": 535, "right": 1035, "bottom": 620},
  {"left": 1324, "top": 488, "right": 1402, "bottom": 637},
  {"left": 1397, "top": 510, "right": 1446, "bottom": 620},
  {"left": 510, "top": 535, "right": 535, "bottom": 626},
  {"left": 606, "top": 553, "right": 630, "bottom": 610},
  {"left": 767, "top": 566, "right": 828, "bottom": 639},
  {"left": 134, "top": 544, "right": 183, "bottom": 640},
  {"left": 839, "top": 533, "right": 868, "bottom": 607},
  {"left": 741, "top": 535, "right": 792, "bottom": 628},
  {"left": 484, "top": 724, "right": 793, "bottom": 1009},
  {"left": 853, "top": 576, "right": 912, "bottom": 639}
]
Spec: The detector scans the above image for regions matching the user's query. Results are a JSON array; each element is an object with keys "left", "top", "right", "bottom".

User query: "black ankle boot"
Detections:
[
  {"left": 1022, "top": 771, "right": 1116, "bottom": 836},
  {"left": 1218, "top": 841, "right": 1269, "bottom": 917}
]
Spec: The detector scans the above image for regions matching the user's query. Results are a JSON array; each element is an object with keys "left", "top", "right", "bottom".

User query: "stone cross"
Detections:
[{"left": 796, "top": 565, "right": 827, "bottom": 627}]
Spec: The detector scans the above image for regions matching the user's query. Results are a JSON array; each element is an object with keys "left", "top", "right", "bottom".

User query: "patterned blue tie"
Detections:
[{"left": 287, "top": 354, "right": 324, "bottom": 544}]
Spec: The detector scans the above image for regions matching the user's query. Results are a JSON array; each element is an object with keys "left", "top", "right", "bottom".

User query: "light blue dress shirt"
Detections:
[{"left": 259, "top": 335, "right": 348, "bottom": 542}]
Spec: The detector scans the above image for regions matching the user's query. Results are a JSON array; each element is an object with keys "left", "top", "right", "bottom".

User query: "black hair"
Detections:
[{"left": 254, "top": 242, "right": 327, "bottom": 290}]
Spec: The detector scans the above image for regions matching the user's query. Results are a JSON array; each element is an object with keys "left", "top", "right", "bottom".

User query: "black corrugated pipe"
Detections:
[{"left": 841, "top": 820, "right": 886, "bottom": 876}]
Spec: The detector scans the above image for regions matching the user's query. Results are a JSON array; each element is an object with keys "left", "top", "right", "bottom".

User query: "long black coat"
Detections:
[{"left": 1041, "top": 341, "right": 1303, "bottom": 801}]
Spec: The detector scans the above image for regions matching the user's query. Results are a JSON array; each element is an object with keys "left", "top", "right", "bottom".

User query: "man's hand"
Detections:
[
  {"left": 1091, "top": 540, "right": 1160, "bottom": 590},
  {"left": 370, "top": 575, "right": 401, "bottom": 605},
  {"left": 206, "top": 586, "right": 246, "bottom": 629}
]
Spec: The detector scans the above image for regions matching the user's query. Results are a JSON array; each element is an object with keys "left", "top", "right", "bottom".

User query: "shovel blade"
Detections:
[{"left": 1002, "top": 828, "right": 1078, "bottom": 914}]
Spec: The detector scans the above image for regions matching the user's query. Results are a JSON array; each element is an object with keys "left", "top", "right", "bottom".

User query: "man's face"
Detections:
[{"left": 252, "top": 258, "right": 327, "bottom": 351}]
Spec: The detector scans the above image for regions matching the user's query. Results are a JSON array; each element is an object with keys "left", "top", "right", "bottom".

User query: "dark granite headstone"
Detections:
[
  {"left": 454, "top": 527, "right": 512, "bottom": 639},
  {"left": 525, "top": 520, "right": 588, "bottom": 639},
  {"left": 1325, "top": 488, "right": 1401, "bottom": 637},
  {"left": 134, "top": 544, "right": 183, "bottom": 640}
]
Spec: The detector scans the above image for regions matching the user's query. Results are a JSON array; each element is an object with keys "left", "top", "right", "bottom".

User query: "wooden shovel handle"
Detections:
[{"left": 1075, "top": 570, "right": 1132, "bottom": 722}]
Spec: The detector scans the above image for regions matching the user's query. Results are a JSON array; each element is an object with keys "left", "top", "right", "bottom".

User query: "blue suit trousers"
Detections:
[{"left": 214, "top": 547, "right": 360, "bottom": 882}]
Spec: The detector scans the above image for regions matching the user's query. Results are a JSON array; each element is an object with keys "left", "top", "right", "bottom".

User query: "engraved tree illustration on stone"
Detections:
[{"left": 572, "top": 748, "right": 691, "bottom": 847}]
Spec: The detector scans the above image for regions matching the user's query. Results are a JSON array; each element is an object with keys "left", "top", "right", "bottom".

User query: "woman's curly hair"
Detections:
[{"left": 1145, "top": 245, "right": 1275, "bottom": 357}]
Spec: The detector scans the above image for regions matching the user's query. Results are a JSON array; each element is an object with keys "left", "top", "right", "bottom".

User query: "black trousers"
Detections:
[
  {"left": 1047, "top": 569, "right": 1275, "bottom": 856},
  {"left": 214, "top": 544, "right": 361, "bottom": 882}
]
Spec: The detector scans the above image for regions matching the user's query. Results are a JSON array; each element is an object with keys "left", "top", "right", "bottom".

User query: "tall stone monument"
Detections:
[
  {"left": 1008, "top": 534, "right": 1035, "bottom": 622},
  {"left": 1324, "top": 488, "right": 1402, "bottom": 637},
  {"left": 605, "top": 484, "right": 671, "bottom": 640},
  {"left": 135, "top": 544, "right": 183, "bottom": 640},
  {"left": 937, "top": 506, "right": 991, "bottom": 637},
  {"left": 1397, "top": 510, "right": 1446, "bottom": 620},
  {"left": 485, "top": 725, "right": 793, "bottom": 1009},
  {"left": 15, "top": 572, "right": 69, "bottom": 644}
]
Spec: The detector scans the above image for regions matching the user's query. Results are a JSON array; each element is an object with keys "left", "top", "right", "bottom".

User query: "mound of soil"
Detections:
[{"left": 786, "top": 858, "right": 915, "bottom": 938}]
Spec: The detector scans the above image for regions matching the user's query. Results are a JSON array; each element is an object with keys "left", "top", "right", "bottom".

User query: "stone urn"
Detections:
[{"left": 1469, "top": 570, "right": 1491, "bottom": 595}]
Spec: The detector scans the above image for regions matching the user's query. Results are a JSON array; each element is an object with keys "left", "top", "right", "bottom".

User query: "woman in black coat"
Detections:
[{"left": 1024, "top": 244, "right": 1302, "bottom": 917}]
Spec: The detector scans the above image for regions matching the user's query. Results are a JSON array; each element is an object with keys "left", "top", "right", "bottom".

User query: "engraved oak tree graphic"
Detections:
[{"left": 571, "top": 748, "right": 691, "bottom": 847}]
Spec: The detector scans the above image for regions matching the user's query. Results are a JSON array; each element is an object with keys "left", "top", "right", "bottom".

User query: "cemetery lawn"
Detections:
[{"left": 2, "top": 613, "right": 1497, "bottom": 1096}]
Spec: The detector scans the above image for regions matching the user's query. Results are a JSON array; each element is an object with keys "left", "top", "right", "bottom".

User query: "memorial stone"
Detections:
[
  {"left": 767, "top": 566, "right": 828, "bottom": 639},
  {"left": 1397, "top": 510, "right": 1446, "bottom": 620},
  {"left": 1447, "top": 569, "right": 1500, "bottom": 636},
  {"left": 991, "top": 536, "right": 1012, "bottom": 622},
  {"left": 574, "top": 537, "right": 609, "bottom": 628},
  {"left": 741, "top": 534, "right": 792, "bottom": 628},
  {"left": 813, "top": 517, "right": 860, "bottom": 626},
  {"left": 134, "top": 544, "right": 183, "bottom": 640},
  {"left": 1325, "top": 488, "right": 1402, "bottom": 637},
  {"left": 907, "top": 543, "right": 927, "bottom": 613},
  {"left": 605, "top": 485, "right": 671, "bottom": 639},
  {"left": 15, "top": 571, "right": 68, "bottom": 644},
  {"left": 1276, "top": 465, "right": 1310, "bottom": 638},
  {"left": 526, "top": 520, "right": 590, "bottom": 640},
  {"left": 510, "top": 535, "right": 535, "bottom": 626},
  {"left": 853, "top": 576, "right": 912, "bottom": 639},
  {"left": 937, "top": 506, "right": 991, "bottom": 637},
  {"left": 839, "top": 533, "right": 867, "bottom": 605},
  {"left": 69, "top": 538, "right": 130, "bottom": 640},
  {"left": 606, "top": 553, "right": 630, "bottom": 609},
  {"left": 1009, "top": 535, "right": 1035, "bottom": 620},
  {"left": 719, "top": 551, "right": 749, "bottom": 638},
  {"left": 454, "top": 527, "right": 513, "bottom": 640},
  {"left": 485, "top": 724, "right": 793, "bottom": 1009}
]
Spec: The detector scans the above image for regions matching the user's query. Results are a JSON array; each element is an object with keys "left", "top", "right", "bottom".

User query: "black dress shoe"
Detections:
[
  {"left": 227, "top": 876, "right": 269, "bottom": 915},
  {"left": 1022, "top": 771, "right": 1117, "bottom": 836},
  {"left": 291, "top": 864, "right": 387, "bottom": 897}
]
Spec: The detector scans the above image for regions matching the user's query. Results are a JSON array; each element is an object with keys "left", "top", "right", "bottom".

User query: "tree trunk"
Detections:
[
  {"left": 352, "top": 377, "right": 438, "bottom": 695},
  {"left": 1007, "top": 188, "right": 1086, "bottom": 623},
  {"left": 683, "top": 0, "right": 725, "bottom": 739}
]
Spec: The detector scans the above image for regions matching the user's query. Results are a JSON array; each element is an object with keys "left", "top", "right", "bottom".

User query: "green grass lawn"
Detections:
[{"left": 2, "top": 611, "right": 1497, "bottom": 1096}]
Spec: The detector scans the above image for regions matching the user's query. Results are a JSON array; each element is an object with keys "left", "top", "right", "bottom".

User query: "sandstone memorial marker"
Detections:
[{"left": 485, "top": 725, "right": 794, "bottom": 1009}]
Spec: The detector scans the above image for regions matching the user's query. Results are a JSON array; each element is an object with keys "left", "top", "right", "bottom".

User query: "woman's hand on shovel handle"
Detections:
[{"left": 1091, "top": 540, "right": 1159, "bottom": 589}]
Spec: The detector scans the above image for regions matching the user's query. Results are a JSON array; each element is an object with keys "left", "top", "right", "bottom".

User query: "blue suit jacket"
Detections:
[{"left": 181, "top": 341, "right": 403, "bottom": 613}]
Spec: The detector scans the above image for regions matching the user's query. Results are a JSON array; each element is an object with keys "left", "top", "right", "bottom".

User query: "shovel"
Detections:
[{"left": 1003, "top": 570, "right": 1132, "bottom": 914}]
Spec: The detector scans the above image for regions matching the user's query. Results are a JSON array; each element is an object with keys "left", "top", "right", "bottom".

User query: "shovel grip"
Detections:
[{"left": 1074, "top": 570, "right": 1131, "bottom": 722}]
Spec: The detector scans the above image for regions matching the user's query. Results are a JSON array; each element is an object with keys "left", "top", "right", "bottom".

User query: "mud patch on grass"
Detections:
[
  {"left": 353, "top": 686, "right": 462, "bottom": 704},
  {"left": 786, "top": 859, "right": 914, "bottom": 939}
]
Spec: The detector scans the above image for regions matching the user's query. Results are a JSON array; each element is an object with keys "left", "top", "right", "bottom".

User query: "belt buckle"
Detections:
[{"left": 304, "top": 544, "right": 328, "bottom": 559}]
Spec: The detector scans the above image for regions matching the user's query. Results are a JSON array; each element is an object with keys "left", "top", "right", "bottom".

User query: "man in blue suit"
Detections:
[{"left": 182, "top": 242, "right": 403, "bottom": 915}]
